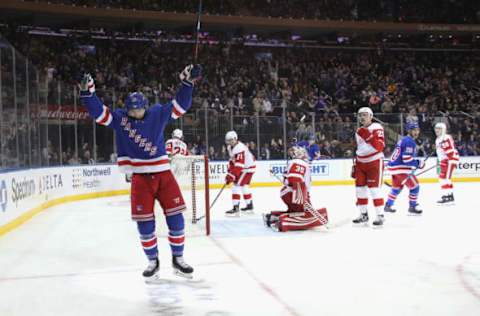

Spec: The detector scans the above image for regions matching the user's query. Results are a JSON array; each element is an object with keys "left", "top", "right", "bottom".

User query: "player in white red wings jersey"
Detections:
[
  {"left": 434, "top": 122, "right": 459, "bottom": 204},
  {"left": 224, "top": 131, "right": 256, "bottom": 216},
  {"left": 263, "top": 146, "right": 328, "bottom": 232},
  {"left": 352, "top": 107, "right": 386, "bottom": 226},
  {"left": 166, "top": 129, "right": 189, "bottom": 156}
]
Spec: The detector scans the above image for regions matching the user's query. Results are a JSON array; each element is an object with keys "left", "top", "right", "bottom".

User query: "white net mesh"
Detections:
[{"left": 170, "top": 155, "right": 210, "bottom": 235}]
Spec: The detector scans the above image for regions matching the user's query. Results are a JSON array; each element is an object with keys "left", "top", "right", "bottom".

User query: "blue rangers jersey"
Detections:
[
  {"left": 80, "top": 82, "right": 193, "bottom": 174},
  {"left": 387, "top": 135, "right": 421, "bottom": 175},
  {"left": 296, "top": 140, "right": 320, "bottom": 161}
]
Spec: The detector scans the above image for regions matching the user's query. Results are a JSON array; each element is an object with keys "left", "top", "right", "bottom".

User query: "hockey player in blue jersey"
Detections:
[
  {"left": 385, "top": 122, "right": 425, "bottom": 215},
  {"left": 296, "top": 135, "right": 320, "bottom": 160},
  {"left": 79, "top": 64, "right": 202, "bottom": 279}
]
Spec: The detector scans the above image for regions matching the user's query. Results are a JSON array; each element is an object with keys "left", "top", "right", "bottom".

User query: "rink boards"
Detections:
[{"left": 1, "top": 157, "right": 479, "bottom": 236}]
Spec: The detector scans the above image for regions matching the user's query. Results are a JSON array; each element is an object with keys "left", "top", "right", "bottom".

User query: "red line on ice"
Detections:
[{"left": 211, "top": 237, "right": 300, "bottom": 316}]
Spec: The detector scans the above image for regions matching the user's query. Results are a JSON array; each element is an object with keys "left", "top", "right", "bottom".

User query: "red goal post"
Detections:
[{"left": 170, "top": 155, "right": 210, "bottom": 235}]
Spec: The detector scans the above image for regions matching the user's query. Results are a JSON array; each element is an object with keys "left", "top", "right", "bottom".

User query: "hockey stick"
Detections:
[
  {"left": 269, "top": 169, "right": 284, "bottom": 183},
  {"left": 384, "top": 149, "right": 435, "bottom": 187},
  {"left": 303, "top": 200, "right": 329, "bottom": 228},
  {"left": 269, "top": 169, "right": 329, "bottom": 228},
  {"left": 193, "top": 0, "right": 203, "bottom": 63},
  {"left": 384, "top": 164, "right": 437, "bottom": 188},
  {"left": 196, "top": 182, "right": 226, "bottom": 221},
  {"left": 209, "top": 183, "right": 227, "bottom": 210}
]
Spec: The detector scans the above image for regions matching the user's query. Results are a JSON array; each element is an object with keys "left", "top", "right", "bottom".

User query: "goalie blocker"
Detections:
[{"left": 263, "top": 146, "right": 328, "bottom": 232}]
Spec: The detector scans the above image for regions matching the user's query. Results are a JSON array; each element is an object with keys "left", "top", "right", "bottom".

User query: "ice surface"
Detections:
[{"left": 0, "top": 183, "right": 479, "bottom": 316}]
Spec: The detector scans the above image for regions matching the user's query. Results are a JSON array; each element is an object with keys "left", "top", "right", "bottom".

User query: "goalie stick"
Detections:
[{"left": 269, "top": 169, "right": 329, "bottom": 228}]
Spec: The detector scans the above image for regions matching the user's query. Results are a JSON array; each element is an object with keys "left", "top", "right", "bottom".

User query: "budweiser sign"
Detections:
[{"left": 31, "top": 104, "right": 91, "bottom": 121}]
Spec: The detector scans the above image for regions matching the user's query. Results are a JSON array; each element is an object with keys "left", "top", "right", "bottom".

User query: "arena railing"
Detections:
[{"left": 1, "top": 38, "right": 479, "bottom": 169}]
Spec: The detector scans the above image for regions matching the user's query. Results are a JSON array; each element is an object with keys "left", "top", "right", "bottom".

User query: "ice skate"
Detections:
[
  {"left": 408, "top": 204, "right": 423, "bottom": 215},
  {"left": 372, "top": 214, "right": 385, "bottom": 227},
  {"left": 142, "top": 258, "right": 159, "bottom": 278},
  {"left": 225, "top": 205, "right": 240, "bottom": 216},
  {"left": 449, "top": 193, "right": 455, "bottom": 203},
  {"left": 241, "top": 201, "right": 254, "bottom": 213},
  {"left": 262, "top": 213, "right": 272, "bottom": 227},
  {"left": 437, "top": 193, "right": 454, "bottom": 205},
  {"left": 270, "top": 220, "right": 281, "bottom": 232},
  {"left": 352, "top": 213, "right": 369, "bottom": 225},
  {"left": 384, "top": 205, "right": 396, "bottom": 213},
  {"left": 172, "top": 256, "right": 194, "bottom": 279}
]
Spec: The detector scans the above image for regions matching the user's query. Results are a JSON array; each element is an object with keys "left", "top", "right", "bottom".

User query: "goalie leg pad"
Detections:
[{"left": 278, "top": 210, "right": 325, "bottom": 232}]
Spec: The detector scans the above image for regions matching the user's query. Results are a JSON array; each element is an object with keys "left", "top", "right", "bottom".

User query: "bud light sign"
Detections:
[
  {"left": 270, "top": 165, "right": 287, "bottom": 175},
  {"left": 311, "top": 163, "right": 329, "bottom": 176},
  {"left": 269, "top": 161, "right": 329, "bottom": 177}
]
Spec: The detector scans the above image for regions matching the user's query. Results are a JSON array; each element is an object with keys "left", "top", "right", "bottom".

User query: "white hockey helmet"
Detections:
[
  {"left": 289, "top": 146, "right": 309, "bottom": 161},
  {"left": 434, "top": 122, "right": 447, "bottom": 137},
  {"left": 358, "top": 107, "right": 373, "bottom": 117},
  {"left": 225, "top": 130, "right": 238, "bottom": 145},
  {"left": 172, "top": 129, "right": 183, "bottom": 139}
]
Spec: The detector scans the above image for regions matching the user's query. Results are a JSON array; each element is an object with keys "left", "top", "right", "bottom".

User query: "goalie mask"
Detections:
[{"left": 288, "top": 146, "right": 309, "bottom": 161}]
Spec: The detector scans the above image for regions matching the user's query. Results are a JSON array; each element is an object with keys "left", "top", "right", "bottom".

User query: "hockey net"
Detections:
[{"left": 170, "top": 155, "right": 210, "bottom": 236}]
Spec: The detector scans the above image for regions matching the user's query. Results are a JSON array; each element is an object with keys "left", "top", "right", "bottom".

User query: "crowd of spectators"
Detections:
[
  {"left": 26, "top": 0, "right": 480, "bottom": 24},
  {"left": 1, "top": 27, "right": 480, "bottom": 166}
]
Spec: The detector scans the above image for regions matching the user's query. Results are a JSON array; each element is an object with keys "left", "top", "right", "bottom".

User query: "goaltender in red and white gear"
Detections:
[
  {"left": 224, "top": 131, "right": 256, "bottom": 216},
  {"left": 263, "top": 146, "right": 328, "bottom": 232},
  {"left": 352, "top": 107, "right": 386, "bottom": 226},
  {"left": 435, "top": 122, "right": 459, "bottom": 204},
  {"left": 166, "top": 129, "right": 189, "bottom": 156}
]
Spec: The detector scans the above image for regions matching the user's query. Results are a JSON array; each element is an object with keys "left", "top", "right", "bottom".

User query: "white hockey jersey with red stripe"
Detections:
[
  {"left": 228, "top": 142, "right": 256, "bottom": 178},
  {"left": 284, "top": 158, "right": 311, "bottom": 190},
  {"left": 355, "top": 122, "right": 385, "bottom": 163},
  {"left": 166, "top": 138, "right": 188, "bottom": 156},
  {"left": 280, "top": 158, "right": 311, "bottom": 204},
  {"left": 436, "top": 134, "right": 459, "bottom": 163}
]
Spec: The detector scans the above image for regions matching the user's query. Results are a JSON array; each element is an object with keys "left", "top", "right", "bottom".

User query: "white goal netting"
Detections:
[{"left": 170, "top": 155, "right": 210, "bottom": 235}]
